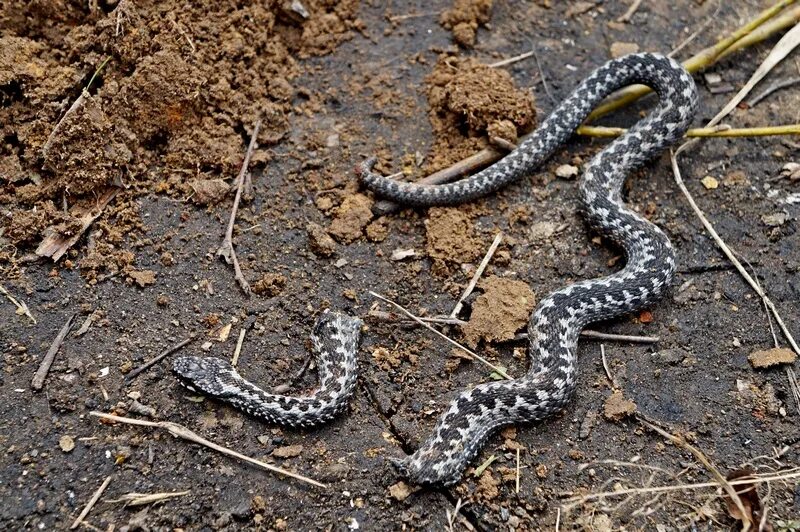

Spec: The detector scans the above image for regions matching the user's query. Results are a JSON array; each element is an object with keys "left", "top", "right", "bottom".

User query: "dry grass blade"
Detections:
[
  {"left": 369, "top": 291, "right": 513, "bottom": 379},
  {"left": 89, "top": 411, "right": 327, "bottom": 488},
  {"left": 449, "top": 232, "right": 503, "bottom": 318},
  {"left": 0, "top": 283, "right": 36, "bottom": 324},
  {"left": 638, "top": 418, "right": 751, "bottom": 529},
  {"left": 669, "top": 151, "right": 799, "bottom": 355},
  {"left": 562, "top": 468, "right": 800, "bottom": 503},
  {"left": 70, "top": 475, "right": 112, "bottom": 529},
  {"left": 703, "top": 20, "right": 800, "bottom": 130},
  {"left": 106, "top": 490, "right": 191, "bottom": 507}
]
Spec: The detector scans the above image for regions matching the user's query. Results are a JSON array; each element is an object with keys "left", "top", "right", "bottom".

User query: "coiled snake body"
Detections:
[
  {"left": 358, "top": 53, "right": 698, "bottom": 485},
  {"left": 173, "top": 311, "right": 362, "bottom": 428},
  {"left": 173, "top": 53, "right": 697, "bottom": 487}
]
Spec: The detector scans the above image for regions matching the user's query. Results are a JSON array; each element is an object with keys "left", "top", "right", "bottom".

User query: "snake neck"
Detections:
[{"left": 359, "top": 53, "right": 697, "bottom": 207}]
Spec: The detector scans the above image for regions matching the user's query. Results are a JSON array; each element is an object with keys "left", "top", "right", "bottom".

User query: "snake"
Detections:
[
  {"left": 356, "top": 53, "right": 698, "bottom": 485},
  {"left": 172, "top": 310, "right": 363, "bottom": 428}
]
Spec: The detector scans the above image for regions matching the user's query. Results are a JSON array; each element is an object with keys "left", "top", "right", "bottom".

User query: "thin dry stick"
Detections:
[
  {"left": 31, "top": 312, "right": 76, "bottom": 391},
  {"left": 578, "top": 123, "right": 800, "bottom": 138},
  {"left": 89, "top": 411, "right": 326, "bottom": 488},
  {"left": 638, "top": 418, "right": 750, "bottom": 528},
  {"left": 703, "top": 20, "right": 800, "bottom": 130},
  {"left": 786, "top": 368, "right": 800, "bottom": 414},
  {"left": 217, "top": 120, "right": 262, "bottom": 295},
  {"left": 669, "top": 152, "right": 799, "bottom": 356},
  {"left": 617, "top": 0, "right": 644, "bottom": 23},
  {"left": 515, "top": 330, "right": 659, "bottom": 343},
  {"left": 449, "top": 232, "right": 503, "bottom": 318},
  {"left": 106, "top": 490, "right": 191, "bottom": 507},
  {"left": 515, "top": 448, "right": 521, "bottom": 493},
  {"left": 668, "top": 0, "right": 722, "bottom": 58},
  {"left": 563, "top": 468, "right": 800, "bottom": 502},
  {"left": 716, "top": 4, "right": 800, "bottom": 62},
  {"left": 600, "top": 344, "right": 615, "bottom": 387},
  {"left": 373, "top": 310, "right": 659, "bottom": 343},
  {"left": 488, "top": 50, "right": 535, "bottom": 69},
  {"left": 369, "top": 291, "right": 513, "bottom": 379},
  {"left": 42, "top": 58, "right": 111, "bottom": 159},
  {"left": 747, "top": 76, "right": 800, "bottom": 106},
  {"left": 125, "top": 336, "right": 194, "bottom": 382},
  {"left": 70, "top": 475, "right": 112, "bottom": 529},
  {"left": 231, "top": 327, "right": 246, "bottom": 367},
  {"left": 0, "top": 283, "right": 36, "bottom": 324},
  {"left": 579, "top": 330, "right": 659, "bottom": 343}
]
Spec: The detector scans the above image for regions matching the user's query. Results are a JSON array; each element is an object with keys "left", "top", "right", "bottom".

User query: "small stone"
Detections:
[
  {"left": 610, "top": 42, "right": 639, "bottom": 58},
  {"left": 701, "top": 176, "right": 719, "bottom": 189},
  {"left": 603, "top": 390, "right": 636, "bottom": 421},
  {"left": 306, "top": 222, "right": 336, "bottom": 257},
  {"left": 272, "top": 444, "right": 303, "bottom": 458},
  {"left": 653, "top": 348, "right": 689, "bottom": 366},
  {"left": 128, "top": 270, "right": 156, "bottom": 287},
  {"left": 748, "top": 347, "right": 796, "bottom": 368},
  {"left": 189, "top": 179, "right": 229, "bottom": 205},
  {"left": 388, "top": 481, "right": 412, "bottom": 501},
  {"left": 59, "top": 435, "right": 75, "bottom": 453},
  {"left": 761, "top": 212, "right": 788, "bottom": 227},
  {"left": 390, "top": 248, "right": 417, "bottom": 261},
  {"left": 555, "top": 164, "right": 579, "bottom": 179}
]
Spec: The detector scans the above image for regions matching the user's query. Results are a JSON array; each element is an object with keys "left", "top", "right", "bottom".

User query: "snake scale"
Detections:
[{"left": 173, "top": 53, "right": 698, "bottom": 487}]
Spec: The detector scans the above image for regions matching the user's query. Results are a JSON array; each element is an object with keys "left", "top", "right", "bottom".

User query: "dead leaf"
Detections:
[{"left": 723, "top": 468, "right": 772, "bottom": 531}]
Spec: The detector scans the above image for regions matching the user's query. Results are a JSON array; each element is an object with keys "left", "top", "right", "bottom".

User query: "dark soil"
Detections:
[{"left": 2, "top": 1, "right": 800, "bottom": 530}]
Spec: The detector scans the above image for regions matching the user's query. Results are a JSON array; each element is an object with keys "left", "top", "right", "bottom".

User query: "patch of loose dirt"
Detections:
[
  {"left": 424, "top": 55, "right": 536, "bottom": 172},
  {"left": 0, "top": 0, "right": 362, "bottom": 270},
  {"left": 439, "top": 0, "right": 494, "bottom": 48},
  {"left": 424, "top": 206, "right": 483, "bottom": 263},
  {"left": 462, "top": 275, "right": 535, "bottom": 347},
  {"left": 328, "top": 193, "right": 374, "bottom": 243}
]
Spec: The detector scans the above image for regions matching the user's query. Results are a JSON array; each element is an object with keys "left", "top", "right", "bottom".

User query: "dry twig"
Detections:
[
  {"left": 217, "top": 120, "right": 262, "bottom": 295},
  {"left": 563, "top": 468, "right": 800, "bottom": 503},
  {"left": 617, "top": 0, "right": 644, "bottom": 23},
  {"left": 369, "top": 291, "right": 513, "bottom": 379},
  {"left": 231, "top": 327, "right": 246, "bottom": 367},
  {"left": 125, "top": 336, "right": 194, "bottom": 383},
  {"left": 31, "top": 312, "right": 76, "bottom": 391},
  {"left": 638, "top": 417, "right": 751, "bottom": 528},
  {"left": 70, "top": 475, "right": 112, "bottom": 529},
  {"left": 747, "top": 76, "right": 800, "bottom": 106},
  {"left": 669, "top": 152, "right": 799, "bottom": 356},
  {"left": 588, "top": 0, "right": 799, "bottom": 121},
  {"left": 90, "top": 411, "right": 326, "bottom": 488},
  {"left": 449, "top": 232, "right": 503, "bottom": 318},
  {"left": 106, "top": 490, "right": 191, "bottom": 507}
]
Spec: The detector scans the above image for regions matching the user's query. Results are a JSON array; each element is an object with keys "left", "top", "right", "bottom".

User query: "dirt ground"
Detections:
[{"left": 2, "top": 0, "right": 800, "bottom": 529}]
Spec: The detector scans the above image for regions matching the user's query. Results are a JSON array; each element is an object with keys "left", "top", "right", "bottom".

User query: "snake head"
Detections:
[
  {"left": 313, "top": 309, "right": 363, "bottom": 345},
  {"left": 172, "top": 356, "right": 238, "bottom": 398}
]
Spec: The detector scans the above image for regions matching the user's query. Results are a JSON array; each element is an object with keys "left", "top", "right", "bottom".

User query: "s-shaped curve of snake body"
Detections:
[
  {"left": 172, "top": 310, "right": 363, "bottom": 428},
  {"left": 357, "top": 53, "right": 698, "bottom": 485}
]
